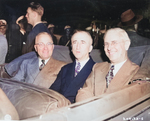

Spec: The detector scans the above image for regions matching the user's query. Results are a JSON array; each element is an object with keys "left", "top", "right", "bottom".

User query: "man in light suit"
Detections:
[
  {"left": 0, "top": 32, "right": 8, "bottom": 64},
  {"left": 50, "top": 30, "right": 95, "bottom": 103},
  {"left": 76, "top": 28, "right": 139, "bottom": 102},
  {"left": 12, "top": 32, "right": 66, "bottom": 88}
]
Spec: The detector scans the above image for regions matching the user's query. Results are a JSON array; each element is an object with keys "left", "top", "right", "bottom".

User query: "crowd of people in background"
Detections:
[{"left": 0, "top": 2, "right": 150, "bottom": 64}]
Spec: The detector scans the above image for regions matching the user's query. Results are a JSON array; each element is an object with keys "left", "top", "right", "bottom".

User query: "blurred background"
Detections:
[{"left": 0, "top": 0, "right": 149, "bottom": 34}]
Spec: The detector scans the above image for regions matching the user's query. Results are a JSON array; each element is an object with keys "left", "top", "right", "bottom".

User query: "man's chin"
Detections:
[
  {"left": 74, "top": 54, "right": 81, "bottom": 58},
  {"left": 108, "top": 56, "right": 117, "bottom": 61},
  {"left": 41, "top": 55, "right": 50, "bottom": 59}
]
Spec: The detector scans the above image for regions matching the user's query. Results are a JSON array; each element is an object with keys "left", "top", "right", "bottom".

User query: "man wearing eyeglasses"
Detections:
[
  {"left": 11, "top": 32, "right": 66, "bottom": 88},
  {"left": 76, "top": 28, "right": 139, "bottom": 102}
]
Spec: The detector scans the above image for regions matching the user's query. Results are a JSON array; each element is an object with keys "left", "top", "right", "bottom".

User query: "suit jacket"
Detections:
[
  {"left": 50, "top": 57, "right": 95, "bottom": 103},
  {"left": 76, "top": 59, "right": 139, "bottom": 102},
  {"left": 22, "top": 23, "right": 50, "bottom": 54},
  {"left": 5, "top": 51, "right": 37, "bottom": 77},
  {"left": 127, "top": 31, "right": 150, "bottom": 47},
  {"left": 12, "top": 56, "right": 66, "bottom": 88},
  {"left": 0, "top": 34, "right": 8, "bottom": 64}
]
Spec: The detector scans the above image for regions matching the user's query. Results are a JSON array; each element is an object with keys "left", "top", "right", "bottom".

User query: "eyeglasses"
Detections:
[
  {"left": 35, "top": 42, "right": 53, "bottom": 48},
  {"left": 104, "top": 41, "right": 123, "bottom": 47}
]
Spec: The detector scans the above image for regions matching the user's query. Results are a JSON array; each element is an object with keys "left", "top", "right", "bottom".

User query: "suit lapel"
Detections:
[
  {"left": 28, "top": 57, "right": 39, "bottom": 81},
  {"left": 94, "top": 62, "right": 110, "bottom": 95},
  {"left": 64, "top": 58, "right": 95, "bottom": 96},
  {"left": 74, "top": 58, "right": 94, "bottom": 86},
  {"left": 40, "top": 57, "right": 56, "bottom": 76},
  {"left": 64, "top": 61, "right": 76, "bottom": 88},
  {"left": 34, "top": 57, "right": 65, "bottom": 88},
  {"left": 106, "top": 59, "right": 139, "bottom": 93}
]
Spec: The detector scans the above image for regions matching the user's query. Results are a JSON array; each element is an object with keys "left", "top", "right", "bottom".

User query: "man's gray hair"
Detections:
[
  {"left": 104, "top": 28, "right": 131, "bottom": 42},
  {"left": 72, "top": 30, "right": 93, "bottom": 45}
]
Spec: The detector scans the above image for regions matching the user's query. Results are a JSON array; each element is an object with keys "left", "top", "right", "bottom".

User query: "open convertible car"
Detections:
[{"left": 0, "top": 45, "right": 150, "bottom": 120}]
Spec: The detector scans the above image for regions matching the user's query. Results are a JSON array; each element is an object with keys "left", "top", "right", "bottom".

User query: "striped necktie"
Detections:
[{"left": 39, "top": 60, "right": 45, "bottom": 71}]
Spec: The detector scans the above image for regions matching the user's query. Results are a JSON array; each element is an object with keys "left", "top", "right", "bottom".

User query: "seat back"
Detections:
[{"left": 0, "top": 78, "right": 70, "bottom": 120}]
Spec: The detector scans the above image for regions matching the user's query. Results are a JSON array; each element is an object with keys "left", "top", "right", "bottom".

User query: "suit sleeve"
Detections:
[
  {"left": 50, "top": 68, "right": 63, "bottom": 92},
  {"left": 11, "top": 61, "right": 27, "bottom": 82},
  {"left": 76, "top": 66, "right": 95, "bottom": 102}
]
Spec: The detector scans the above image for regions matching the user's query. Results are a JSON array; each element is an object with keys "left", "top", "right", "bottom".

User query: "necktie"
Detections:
[
  {"left": 75, "top": 62, "right": 81, "bottom": 76},
  {"left": 39, "top": 60, "right": 45, "bottom": 71},
  {"left": 106, "top": 65, "right": 114, "bottom": 87}
]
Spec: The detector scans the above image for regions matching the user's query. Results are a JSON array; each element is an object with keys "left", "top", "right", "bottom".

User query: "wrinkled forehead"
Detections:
[
  {"left": 71, "top": 32, "right": 92, "bottom": 44},
  {"left": 104, "top": 31, "right": 123, "bottom": 43}
]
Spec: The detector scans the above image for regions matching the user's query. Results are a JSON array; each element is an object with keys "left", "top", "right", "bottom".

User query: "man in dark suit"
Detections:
[
  {"left": 50, "top": 30, "right": 95, "bottom": 103},
  {"left": 12, "top": 32, "right": 66, "bottom": 88},
  {"left": 59, "top": 25, "right": 73, "bottom": 47},
  {"left": 22, "top": 2, "right": 50, "bottom": 54}
]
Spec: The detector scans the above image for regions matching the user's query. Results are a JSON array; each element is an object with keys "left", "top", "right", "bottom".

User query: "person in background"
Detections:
[
  {"left": 16, "top": 15, "right": 29, "bottom": 54},
  {"left": 0, "top": 20, "right": 8, "bottom": 64},
  {"left": 59, "top": 25, "right": 73, "bottom": 47},
  {"left": 0, "top": 19, "right": 7, "bottom": 37},
  {"left": 76, "top": 28, "right": 139, "bottom": 102},
  {"left": 118, "top": 9, "right": 150, "bottom": 47},
  {"left": 48, "top": 24, "right": 57, "bottom": 45},
  {"left": 0, "top": 32, "right": 8, "bottom": 64},
  {"left": 50, "top": 30, "right": 95, "bottom": 103},
  {"left": 22, "top": 2, "right": 50, "bottom": 54},
  {"left": 16, "top": 15, "right": 28, "bottom": 45},
  {"left": 5, "top": 15, "right": 29, "bottom": 63},
  {"left": 42, "top": 20, "right": 48, "bottom": 27}
]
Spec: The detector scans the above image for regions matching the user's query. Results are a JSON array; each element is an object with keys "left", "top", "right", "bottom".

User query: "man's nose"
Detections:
[
  {"left": 107, "top": 43, "right": 112, "bottom": 50},
  {"left": 43, "top": 44, "right": 48, "bottom": 50},
  {"left": 76, "top": 43, "right": 80, "bottom": 49}
]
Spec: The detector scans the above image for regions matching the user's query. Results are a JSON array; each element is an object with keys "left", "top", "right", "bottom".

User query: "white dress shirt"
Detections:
[
  {"left": 112, "top": 59, "right": 127, "bottom": 76},
  {"left": 39, "top": 58, "right": 50, "bottom": 67},
  {"left": 75, "top": 57, "right": 90, "bottom": 72}
]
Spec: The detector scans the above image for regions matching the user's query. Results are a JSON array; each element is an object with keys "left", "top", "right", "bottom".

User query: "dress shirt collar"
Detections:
[
  {"left": 112, "top": 59, "right": 127, "bottom": 76},
  {"left": 39, "top": 57, "right": 50, "bottom": 67},
  {"left": 75, "top": 57, "right": 90, "bottom": 71}
]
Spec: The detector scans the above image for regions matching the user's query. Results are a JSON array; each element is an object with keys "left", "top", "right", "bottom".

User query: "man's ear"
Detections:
[
  {"left": 89, "top": 45, "right": 93, "bottom": 52},
  {"left": 125, "top": 40, "right": 130, "bottom": 50},
  {"left": 34, "top": 45, "right": 37, "bottom": 52},
  {"left": 32, "top": 11, "right": 37, "bottom": 18},
  {"left": 52, "top": 44, "right": 54, "bottom": 50}
]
